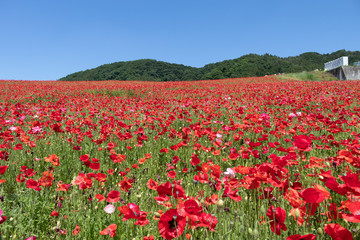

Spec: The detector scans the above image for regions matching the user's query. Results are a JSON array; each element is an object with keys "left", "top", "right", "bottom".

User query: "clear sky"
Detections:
[{"left": 1, "top": 0, "right": 359, "bottom": 80}]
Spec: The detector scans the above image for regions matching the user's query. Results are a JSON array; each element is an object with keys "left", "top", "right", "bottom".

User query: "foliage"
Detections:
[
  {"left": 59, "top": 50, "right": 360, "bottom": 81},
  {"left": 59, "top": 59, "right": 201, "bottom": 82}
]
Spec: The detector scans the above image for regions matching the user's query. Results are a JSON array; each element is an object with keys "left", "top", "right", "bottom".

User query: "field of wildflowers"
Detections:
[{"left": 1, "top": 76, "right": 360, "bottom": 239}]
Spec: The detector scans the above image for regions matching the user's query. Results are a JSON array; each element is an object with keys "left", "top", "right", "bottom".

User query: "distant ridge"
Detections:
[{"left": 59, "top": 49, "right": 360, "bottom": 81}]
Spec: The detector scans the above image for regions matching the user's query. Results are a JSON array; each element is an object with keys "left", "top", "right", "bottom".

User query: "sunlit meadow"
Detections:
[{"left": 1, "top": 76, "right": 360, "bottom": 239}]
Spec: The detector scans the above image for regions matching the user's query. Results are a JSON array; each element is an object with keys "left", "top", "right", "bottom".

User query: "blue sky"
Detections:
[{"left": 0, "top": 0, "right": 359, "bottom": 80}]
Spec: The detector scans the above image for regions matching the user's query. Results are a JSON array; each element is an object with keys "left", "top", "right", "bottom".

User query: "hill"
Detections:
[{"left": 59, "top": 49, "right": 360, "bottom": 81}]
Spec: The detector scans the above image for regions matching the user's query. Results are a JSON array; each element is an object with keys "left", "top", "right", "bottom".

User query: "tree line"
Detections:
[{"left": 59, "top": 49, "right": 360, "bottom": 81}]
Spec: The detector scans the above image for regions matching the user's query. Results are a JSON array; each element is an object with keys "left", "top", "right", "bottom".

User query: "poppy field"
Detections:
[{"left": 1, "top": 76, "right": 360, "bottom": 239}]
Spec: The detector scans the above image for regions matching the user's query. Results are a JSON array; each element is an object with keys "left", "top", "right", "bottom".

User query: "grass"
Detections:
[
  {"left": 87, "top": 89, "right": 139, "bottom": 98},
  {"left": 277, "top": 71, "right": 338, "bottom": 82}
]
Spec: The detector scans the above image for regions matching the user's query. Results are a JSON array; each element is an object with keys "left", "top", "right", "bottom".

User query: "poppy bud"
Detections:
[
  {"left": 234, "top": 210, "right": 238, "bottom": 216},
  {"left": 260, "top": 205, "right": 266, "bottom": 214},
  {"left": 295, "top": 208, "right": 301, "bottom": 218},
  {"left": 154, "top": 212, "right": 161, "bottom": 218},
  {"left": 253, "top": 229, "right": 259, "bottom": 236},
  {"left": 216, "top": 199, "right": 224, "bottom": 207},
  {"left": 248, "top": 228, "right": 253, "bottom": 235},
  {"left": 317, "top": 227, "right": 323, "bottom": 235}
]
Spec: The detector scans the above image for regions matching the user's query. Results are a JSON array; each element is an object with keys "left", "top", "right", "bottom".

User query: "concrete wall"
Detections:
[
  {"left": 328, "top": 66, "right": 360, "bottom": 80},
  {"left": 329, "top": 67, "right": 346, "bottom": 80},
  {"left": 342, "top": 66, "right": 360, "bottom": 80}
]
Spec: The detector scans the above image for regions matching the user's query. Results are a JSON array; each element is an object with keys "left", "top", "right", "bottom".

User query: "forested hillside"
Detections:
[{"left": 59, "top": 49, "right": 360, "bottom": 81}]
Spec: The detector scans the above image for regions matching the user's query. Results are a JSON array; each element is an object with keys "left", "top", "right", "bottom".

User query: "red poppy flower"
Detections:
[
  {"left": 182, "top": 199, "right": 202, "bottom": 221},
  {"left": 223, "top": 187, "right": 242, "bottom": 202},
  {"left": 196, "top": 212, "right": 218, "bottom": 231},
  {"left": 100, "top": 224, "right": 117, "bottom": 237},
  {"left": 154, "top": 195, "right": 170, "bottom": 205},
  {"left": 285, "top": 188, "right": 302, "bottom": 208},
  {"left": 325, "top": 178, "right": 349, "bottom": 195},
  {"left": 287, "top": 234, "right": 317, "bottom": 240},
  {"left": 0, "top": 151, "right": 9, "bottom": 161},
  {"left": 51, "top": 123, "right": 64, "bottom": 133},
  {"left": 50, "top": 210, "right": 59, "bottom": 217},
  {"left": 0, "top": 209, "right": 7, "bottom": 224},
  {"left": 119, "top": 176, "right": 132, "bottom": 192},
  {"left": 340, "top": 172, "right": 360, "bottom": 191},
  {"left": 73, "top": 225, "right": 81, "bottom": 236},
  {"left": 205, "top": 194, "right": 219, "bottom": 205},
  {"left": 107, "top": 190, "right": 120, "bottom": 203},
  {"left": 158, "top": 208, "right": 186, "bottom": 240},
  {"left": 89, "top": 162, "right": 100, "bottom": 171},
  {"left": 95, "top": 173, "right": 107, "bottom": 182},
  {"left": 132, "top": 164, "right": 139, "bottom": 169},
  {"left": 157, "top": 182, "right": 173, "bottom": 196},
  {"left": 73, "top": 173, "right": 92, "bottom": 190},
  {"left": 44, "top": 154, "right": 60, "bottom": 167},
  {"left": 107, "top": 141, "right": 116, "bottom": 149},
  {"left": 147, "top": 179, "right": 158, "bottom": 190},
  {"left": 190, "top": 154, "right": 201, "bottom": 166},
  {"left": 301, "top": 188, "right": 326, "bottom": 204},
  {"left": 324, "top": 223, "right": 353, "bottom": 240},
  {"left": 0, "top": 166, "right": 8, "bottom": 175},
  {"left": 143, "top": 236, "right": 155, "bottom": 240},
  {"left": 56, "top": 181, "right": 71, "bottom": 192},
  {"left": 167, "top": 171, "right": 176, "bottom": 179},
  {"left": 26, "top": 179, "right": 42, "bottom": 191},
  {"left": 14, "top": 143, "right": 23, "bottom": 150},
  {"left": 110, "top": 154, "right": 126, "bottom": 163},
  {"left": 193, "top": 172, "right": 209, "bottom": 183},
  {"left": 119, "top": 203, "right": 141, "bottom": 220},
  {"left": 172, "top": 184, "right": 185, "bottom": 199},
  {"left": 95, "top": 194, "right": 105, "bottom": 202},
  {"left": 267, "top": 205, "right": 287, "bottom": 235},
  {"left": 39, "top": 171, "right": 54, "bottom": 187},
  {"left": 79, "top": 154, "right": 89, "bottom": 162},
  {"left": 134, "top": 211, "right": 150, "bottom": 226},
  {"left": 342, "top": 201, "right": 360, "bottom": 222},
  {"left": 160, "top": 148, "right": 169, "bottom": 153},
  {"left": 138, "top": 157, "right": 146, "bottom": 164},
  {"left": 293, "top": 135, "right": 312, "bottom": 152}
]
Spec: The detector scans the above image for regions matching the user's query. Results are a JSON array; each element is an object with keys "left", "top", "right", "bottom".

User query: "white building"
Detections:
[{"left": 324, "top": 56, "right": 349, "bottom": 71}]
